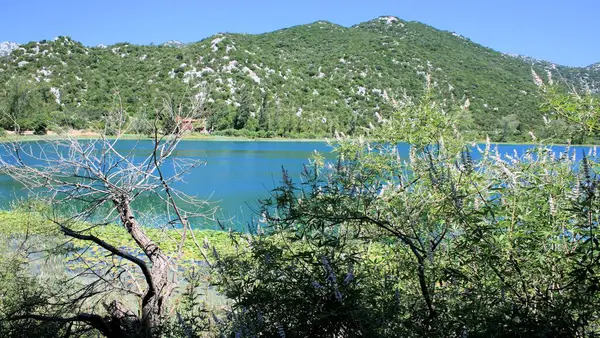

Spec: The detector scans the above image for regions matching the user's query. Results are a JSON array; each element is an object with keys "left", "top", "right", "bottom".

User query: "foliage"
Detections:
[
  {"left": 0, "top": 209, "right": 82, "bottom": 337},
  {"left": 212, "top": 83, "right": 600, "bottom": 337},
  {"left": 535, "top": 69, "right": 599, "bottom": 142},
  {"left": 0, "top": 62, "right": 598, "bottom": 337},
  {"left": 0, "top": 255, "right": 71, "bottom": 337},
  {"left": 158, "top": 269, "right": 216, "bottom": 337},
  {"left": 0, "top": 21, "right": 598, "bottom": 141},
  {"left": 0, "top": 77, "right": 49, "bottom": 133}
]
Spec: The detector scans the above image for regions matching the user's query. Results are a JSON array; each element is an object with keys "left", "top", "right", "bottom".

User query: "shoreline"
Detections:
[
  {"left": 0, "top": 133, "right": 330, "bottom": 143},
  {"left": 0, "top": 132, "right": 598, "bottom": 147}
]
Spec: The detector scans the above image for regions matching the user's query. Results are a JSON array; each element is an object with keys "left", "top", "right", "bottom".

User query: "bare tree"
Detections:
[{"left": 0, "top": 93, "right": 215, "bottom": 337}]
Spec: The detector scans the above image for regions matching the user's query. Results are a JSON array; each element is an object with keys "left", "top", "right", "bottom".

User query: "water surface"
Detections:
[{"left": 0, "top": 140, "right": 595, "bottom": 230}]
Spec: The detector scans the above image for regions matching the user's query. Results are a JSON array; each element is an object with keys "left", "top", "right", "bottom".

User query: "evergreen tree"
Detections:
[
  {"left": 258, "top": 91, "right": 270, "bottom": 131},
  {"left": 233, "top": 89, "right": 251, "bottom": 130}
]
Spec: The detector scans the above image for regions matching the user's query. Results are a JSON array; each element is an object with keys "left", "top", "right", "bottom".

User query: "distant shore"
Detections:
[
  {"left": 1, "top": 130, "right": 598, "bottom": 147},
  {"left": 0, "top": 129, "right": 331, "bottom": 143}
]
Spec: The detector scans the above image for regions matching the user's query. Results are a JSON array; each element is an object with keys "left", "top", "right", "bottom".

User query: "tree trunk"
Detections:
[{"left": 114, "top": 196, "right": 174, "bottom": 336}]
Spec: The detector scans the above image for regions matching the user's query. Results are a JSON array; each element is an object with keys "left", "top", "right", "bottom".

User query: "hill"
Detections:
[{"left": 0, "top": 16, "right": 598, "bottom": 141}]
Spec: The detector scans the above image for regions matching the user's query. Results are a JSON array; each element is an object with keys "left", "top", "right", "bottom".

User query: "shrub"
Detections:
[
  {"left": 212, "top": 83, "right": 600, "bottom": 337},
  {"left": 33, "top": 119, "right": 48, "bottom": 135}
]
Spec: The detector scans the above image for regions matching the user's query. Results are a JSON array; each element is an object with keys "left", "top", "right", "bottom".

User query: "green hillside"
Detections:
[{"left": 1, "top": 16, "right": 598, "bottom": 141}]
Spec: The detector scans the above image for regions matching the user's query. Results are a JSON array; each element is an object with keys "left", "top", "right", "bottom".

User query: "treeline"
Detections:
[{"left": 1, "top": 73, "right": 598, "bottom": 143}]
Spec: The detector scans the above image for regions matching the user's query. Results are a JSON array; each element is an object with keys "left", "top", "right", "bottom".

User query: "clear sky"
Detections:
[{"left": 1, "top": 0, "right": 597, "bottom": 67}]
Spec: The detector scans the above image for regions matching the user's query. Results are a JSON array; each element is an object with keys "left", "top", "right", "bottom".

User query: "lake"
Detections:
[{"left": 0, "top": 140, "right": 596, "bottom": 230}]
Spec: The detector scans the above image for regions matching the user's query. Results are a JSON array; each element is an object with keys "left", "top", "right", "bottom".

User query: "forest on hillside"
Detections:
[{"left": 1, "top": 16, "right": 598, "bottom": 143}]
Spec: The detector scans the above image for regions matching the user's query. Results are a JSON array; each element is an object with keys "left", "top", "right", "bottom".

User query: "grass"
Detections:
[
  {"left": 0, "top": 132, "right": 330, "bottom": 143},
  {"left": 0, "top": 208, "right": 240, "bottom": 265},
  {"left": 2, "top": 131, "right": 597, "bottom": 146}
]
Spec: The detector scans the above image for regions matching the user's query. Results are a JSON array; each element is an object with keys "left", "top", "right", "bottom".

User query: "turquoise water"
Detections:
[
  {"left": 0, "top": 140, "right": 337, "bottom": 229},
  {"left": 0, "top": 140, "right": 596, "bottom": 230}
]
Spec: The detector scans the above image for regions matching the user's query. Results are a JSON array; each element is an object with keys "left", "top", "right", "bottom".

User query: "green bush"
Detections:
[
  {"left": 212, "top": 85, "right": 600, "bottom": 337},
  {"left": 33, "top": 120, "right": 48, "bottom": 135}
]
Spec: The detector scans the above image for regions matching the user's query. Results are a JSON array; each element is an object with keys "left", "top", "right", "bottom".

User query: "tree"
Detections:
[
  {"left": 499, "top": 113, "right": 521, "bottom": 142},
  {"left": 233, "top": 89, "right": 252, "bottom": 130},
  {"left": 159, "top": 96, "right": 180, "bottom": 135},
  {"left": 0, "top": 94, "right": 214, "bottom": 337},
  {"left": 128, "top": 115, "right": 155, "bottom": 137},
  {"left": 258, "top": 90, "right": 270, "bottom": 132},
  {"left": 212, "top": 79, "right": 600, "bottom": 337},
  {"left": 534, "top": 69, "right": 599, "bottom": 143},
  {"left": 0, "top": 78, "right": 41, "bottom": 133}
]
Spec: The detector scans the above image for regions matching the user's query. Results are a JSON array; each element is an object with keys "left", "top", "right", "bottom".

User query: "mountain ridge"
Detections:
[
  {"left": 2, "top": 16, "right": 595, "bottom": 68},
  {"left": 0, "top": 16, "right": 598, "bottom": 141}
]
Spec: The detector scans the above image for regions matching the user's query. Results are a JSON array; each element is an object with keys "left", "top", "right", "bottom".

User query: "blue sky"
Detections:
[{"left": 1, "top": 0, "right": 597, "bottom": 67}]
